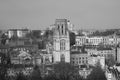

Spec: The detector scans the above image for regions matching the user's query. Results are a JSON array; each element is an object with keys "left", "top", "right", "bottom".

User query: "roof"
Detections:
[
  {"left": 70, "top": 51, "right": 87, "bottom": 54},
  {"left": 0, "top": 45, "right": 10, "bottom": 49},
  {"left": 55, "top": 19, "right": 68, "bottom": 22},
  {"left": 18, "top": 51, "right": 31, "bottom": 57},
  {"left": 8, "top": 29, "right": 29, "bottom": 31},
  {"left": 10, "top": 45, "right": 34, "bottom": 48},
  {"left": 84, "top": 45, "right": 98, "bottom": 49},
  {"left": 97, "top": 47, "right": 113, "bottom": 51},
  {"left": 71, "top": 46, "right": 83, "bottom": 50}
]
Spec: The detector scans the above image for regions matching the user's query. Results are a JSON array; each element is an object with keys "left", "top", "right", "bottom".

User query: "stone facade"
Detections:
[{"left": 53, "top": 19, "right": 70, "bottom": 63}]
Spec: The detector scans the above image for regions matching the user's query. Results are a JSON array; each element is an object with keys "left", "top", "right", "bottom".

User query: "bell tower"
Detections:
[{"left": 53, "top": 19, "right": 70, "bottom": 63}]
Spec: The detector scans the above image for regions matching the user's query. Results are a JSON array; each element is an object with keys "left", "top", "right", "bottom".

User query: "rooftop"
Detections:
[
  {"left": 70, "top": 51, "right": 87, "bottom": 54},
  {"left": 8, "top": 29, "right": 29, "bottom": 31},
  {"left": 97, "top": 47, "right": 113, "bottom": 51},
  {"left": 0, "top": 45, "right": 10, "bottom": 49}
]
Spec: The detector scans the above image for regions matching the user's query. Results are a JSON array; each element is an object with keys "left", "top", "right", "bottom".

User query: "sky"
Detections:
[{"left": 0, "top": 0, "right": 120, "bottom": 30}]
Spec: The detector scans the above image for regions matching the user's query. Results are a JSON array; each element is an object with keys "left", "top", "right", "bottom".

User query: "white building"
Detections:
[
  {"left": 88, "top": 47, "right": 115, "bottom": 60},
  {"left": 76, "top": 36, "right": 86, "bottom": 46},
  {"left": 88, "top": 55, "right": 105, "bottom": 69},
  {"left": 70, "top": 51, "right": 88, "bottom": 67},
  {"left": 8, "top": 29, "right": 29, "bottom": 38},
  {"left": 86, "top": 37, "right": 103, "bottom": 46},
  {"left": 117, "top": 46, "right": 120, "bottom": 63},
  {"left": 53, "top": 19, "right": 70, "bottom": 63},
  {"left": 102, "top": 36, "right": 110, "bottom": 45}
]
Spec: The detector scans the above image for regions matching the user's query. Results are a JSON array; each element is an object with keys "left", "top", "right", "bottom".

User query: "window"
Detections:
[
  {"left": 79, "top": 61, "right": 81, "bottom": 64},
  {"left": 62, "top": 24, "right": 64, "bottom": 35},
  {"left": 61, "top": 54, "right": 65, "bottom": 62},
  {"left": 72, "top": 61, "right": 74, "bottom": 64},
  {"left": 60, "top": 39, "right": 66, "bottom": 50},
  {"left": 76, "top": 58, "right": 78, "bottom": 61},
  {"left": 76, "top": 61, "right": 78, "bottom": 64},
  {"left": 82, "top": 61, "right": 84, "bottom": 64},
  {"left": 86, "top": 60, "right": 88, "bottom": 63}
]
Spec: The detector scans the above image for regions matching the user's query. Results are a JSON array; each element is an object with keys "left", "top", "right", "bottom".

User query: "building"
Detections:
[
  {"left": 70, "top": 49, "right": 88, "bottom": 68},
  {"left": 10, "top": 50, "right": 33, "bottom": 65},
  {"left": 97, "top": 47, "right": 115, "bottom": 60},
  {"left": 10, "top": 45, "right": 37, "bottom": 53},
  {"left": 0, "top": 45, "right": 10, "bottom": 53},
  {"left": 86, "top": 36, "right": 103, "bottom": 46},
  {"left": 87, "top": 47, "right": 115, "bottom": 61},
  {"left": 102, "top": 36, "right": 110, "bottom": 45},
  {"left": 117, "top": 45, "right": 120, "bottom": 63},
  {"left": 53, "top": 19, "right": 70, "bottom": 63},
  {"left": 101, "top": 33, "right": 120, "bottom": 46},
  {"left": 108, "top": 35, "right": 117, "bottom": 46},
  {"left": 34, "top": 52, "right": 42, "bottom": 66},
  {"left": 75, "top": 36, "right": 86, "bottom": 46},
  {"left": 46, "top": 42, "right": 53, "bottom": 54},
  {"left": 8, "top": 29, "right": 29, "bottom": 38},
  {"left": 40, "top": 51, "right": 53, "bottom": 64},
  {"left": 88, "top": 55, "right": 105, "bottom": 69}
]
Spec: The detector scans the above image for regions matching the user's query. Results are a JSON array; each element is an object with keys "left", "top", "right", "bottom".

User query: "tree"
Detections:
[
  {"left": 87, "top": 62, "right": 107, "bottom": 80},
  {"left": 15, "top": 72, "right": 28, "bottom": 80},
  {"left": 32, "top": 30, "right": 42, "bottom": 39},
  {"left": 105, "top": 55, "right": 116, "bottom": 67},
  {"left": 30, "top": 65, "right": 42, "bottom": 80},
  {"left": 43, "top": 74, "right": 58, "bottom": 80},
  {"left": 69, "top": 32, "right": 75, "bottom": 46},
  {"left": 1, "top": 33, "right": 8, "bottom": 45},
  {"left": 0, "top": 52, "right": 10, "bottom": 80},
  {"left": 52, "top": 62, "right": 84, "bottom": 80}
]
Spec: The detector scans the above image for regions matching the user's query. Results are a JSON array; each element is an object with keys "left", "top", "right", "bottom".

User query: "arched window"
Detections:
[
  {"left": 61, "top": 54, "right": 65, "bottom": 62},
  {"left": 60, "top": 39, "right": 66, "bottom": 50}
]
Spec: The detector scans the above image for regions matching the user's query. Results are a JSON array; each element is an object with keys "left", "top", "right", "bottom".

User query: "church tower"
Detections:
[{"left": 53, "top": 19, "right": 70, "bottom": 63}]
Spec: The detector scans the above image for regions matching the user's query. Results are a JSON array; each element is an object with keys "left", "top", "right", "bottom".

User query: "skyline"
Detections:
[{"left": 0, "top": 0, "right": 120, "bottom": 30}]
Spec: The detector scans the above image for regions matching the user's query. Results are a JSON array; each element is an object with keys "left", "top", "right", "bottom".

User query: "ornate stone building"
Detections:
[{"left": 53, "top": 19, "right": 70, "bottom": 63}]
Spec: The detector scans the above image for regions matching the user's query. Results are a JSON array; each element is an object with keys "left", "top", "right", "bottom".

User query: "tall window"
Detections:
[
  {"left": 58, "top": 25, "right": 60, "bottom": 34},
  {"left": 54, "top": 39, "right": 56, "bottom": 50},
  {"left": 61, "top": 24, "right": 64, "bottom": 35},
  {"left": 61, "top": 54, "right": 65, "bottom": 62},
  {"left": 60, "top": 39, "right": 66, "bottom": 50}
]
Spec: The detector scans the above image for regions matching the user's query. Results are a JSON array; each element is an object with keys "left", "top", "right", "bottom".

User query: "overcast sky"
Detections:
[{"left": 0, "top": 0, "right": 120, "bottom": 30}]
